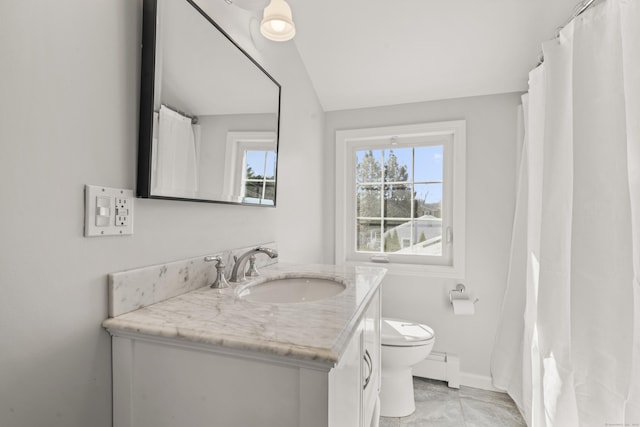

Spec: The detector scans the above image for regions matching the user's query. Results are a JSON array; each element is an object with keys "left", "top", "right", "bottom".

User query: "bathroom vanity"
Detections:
[{"left": 103, "top": 258, "right": 385, "bottom": 427}]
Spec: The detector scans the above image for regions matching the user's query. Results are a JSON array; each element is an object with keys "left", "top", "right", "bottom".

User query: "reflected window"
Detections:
[
  {"left": 225, "top": 131, "right": 277, "bottom": 205},
  {"left": 242, "top": 149, "right": 276, "bottom": 205}
]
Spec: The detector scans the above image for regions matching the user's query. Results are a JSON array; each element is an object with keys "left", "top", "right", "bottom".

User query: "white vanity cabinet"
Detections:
[{"left": 108, "top": 288, "right": 381, "bottom": 427}]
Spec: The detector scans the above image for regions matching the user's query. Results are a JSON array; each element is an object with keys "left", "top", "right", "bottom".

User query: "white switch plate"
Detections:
[{"left": 84, "top": 185, "right": 134, "bottom": 237}]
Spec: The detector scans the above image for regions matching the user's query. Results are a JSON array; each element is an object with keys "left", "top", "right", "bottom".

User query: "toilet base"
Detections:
[{"left": 379, "top": 367, "right": 415, "bottom": 417}]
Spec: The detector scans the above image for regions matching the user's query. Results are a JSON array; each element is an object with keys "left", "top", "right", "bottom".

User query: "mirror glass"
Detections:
[{"left": 138, "top": 0, "right": 281, "bottom": 206}]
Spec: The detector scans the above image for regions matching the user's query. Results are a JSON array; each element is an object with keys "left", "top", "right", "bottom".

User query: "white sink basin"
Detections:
[{"left": 236, "top": 276, "right": 346, "bottom": 303}]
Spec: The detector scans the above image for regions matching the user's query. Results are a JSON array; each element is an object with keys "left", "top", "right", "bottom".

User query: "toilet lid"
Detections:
[{"left": 381, "top": 317, "right": 435, "bottom": 347}]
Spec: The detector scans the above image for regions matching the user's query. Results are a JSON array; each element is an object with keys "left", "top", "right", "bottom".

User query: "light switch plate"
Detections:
[{"left": 84, "top": 185, "right": 134, "bottom": 237}]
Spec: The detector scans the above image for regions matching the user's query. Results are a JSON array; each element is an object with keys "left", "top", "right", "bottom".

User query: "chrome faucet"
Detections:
[{"left": 229, "top": 247, "right": 278, "bottom": 282}]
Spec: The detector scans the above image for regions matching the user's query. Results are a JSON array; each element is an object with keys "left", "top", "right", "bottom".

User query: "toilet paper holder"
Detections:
[{"left": 449, "top": 284, "right": 479, "bottom": 304}]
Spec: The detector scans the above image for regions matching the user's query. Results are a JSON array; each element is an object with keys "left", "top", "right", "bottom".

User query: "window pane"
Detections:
[
  {"left": 356, "top": 150, "right": 383, "bottom": 183},
  {"left": 413, "top": 183, "right": 442, "bottom": 218},
  {"left": 383, "top": 219, "right": 411, "bottom": 253},
  {"left": 244, "top": 181, "right": 263, "bottom": 199},
  {"left": 384, "top": 148, "right": 411, "bottom": 183},
  {"left": 357, "top": 185, "right": 381, "bottom": 218},
  {"left": 265, "top": 151, "right": 276, "bottom": 179},
  {"left": 414, "top": 145, "right": 443, "bottom": 182},
  {"left": 264, "top": 181, "right": 275, "bottom": 201},
  {"left": 412, "top": 219, "right": 442, "bottom": 255},
  {"left": 384, "top": 184, "right": 412, "bottom": 218},
  {"left": 357, "top": 220, "right": 381, "bottom": 252},
  {"left": 381, "top": 219, "right": 443, "bottom": 255},
  {"left": 245, "top": 150, "right": 266, "bottom": 178}
]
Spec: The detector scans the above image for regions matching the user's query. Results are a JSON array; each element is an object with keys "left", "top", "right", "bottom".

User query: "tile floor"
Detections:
[{"left": 379, "top": 378, "right": 527, "bottom": 427}]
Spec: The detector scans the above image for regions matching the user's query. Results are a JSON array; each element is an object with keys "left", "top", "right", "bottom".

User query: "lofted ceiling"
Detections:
[{"left": 286, "top": 0, "right": 580, "bottom": 111}]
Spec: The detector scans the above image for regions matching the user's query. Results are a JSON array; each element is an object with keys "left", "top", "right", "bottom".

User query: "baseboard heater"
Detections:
[{"left": 412, "top": 351, "right": 460, "bottom": 389}]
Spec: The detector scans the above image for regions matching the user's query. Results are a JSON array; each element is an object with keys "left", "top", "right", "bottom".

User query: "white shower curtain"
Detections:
[
  {"left": 153, "top": 105, "right": 199, "bottom": 197},
  {"left": 491, "top": 1, "right": 640, "bottom": 426}
]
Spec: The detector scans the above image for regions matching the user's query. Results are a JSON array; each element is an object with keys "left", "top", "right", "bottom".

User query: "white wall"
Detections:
[
  {"left": 324, "top": 93, "right": 521, "bottom": 386},
  {"left": 0, "top": 1, "right": 324, "bottom": 426}
]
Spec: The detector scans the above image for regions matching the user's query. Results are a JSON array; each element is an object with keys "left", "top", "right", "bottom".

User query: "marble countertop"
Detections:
[{"left": 102, "top": 263, "right": 386, "bottom": 366}]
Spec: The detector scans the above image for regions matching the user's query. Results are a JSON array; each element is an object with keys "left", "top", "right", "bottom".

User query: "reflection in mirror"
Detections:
[{"left": 138, "top": 0, "right": 281, "bottom": 206}]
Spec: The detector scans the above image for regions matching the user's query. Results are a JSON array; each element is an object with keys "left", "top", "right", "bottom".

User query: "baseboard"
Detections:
[
  {"left": 412, "top": 351, "right": 459, "bottom": 388},
  {"left": 412, "top": 352, "right": 504, "bottom": 393}
]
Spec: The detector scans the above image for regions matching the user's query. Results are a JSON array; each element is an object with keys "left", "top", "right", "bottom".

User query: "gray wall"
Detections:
[
  {"left": 0, "top": 1, "right": 325, "bottom": 426},
  {"left": 325, "top": 93, "right": 521, "bottom": 385}
]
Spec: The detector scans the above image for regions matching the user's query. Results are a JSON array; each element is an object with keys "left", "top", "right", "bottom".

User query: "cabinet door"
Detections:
[
  {"left": 362, "top": 289, "right": 381, "bottom": 427},
  {"left": 328, "top": 322, "right": 362, "bottom": 427},
  {"left": 329, "top": 288, "right": 381, "bottom": 427}
]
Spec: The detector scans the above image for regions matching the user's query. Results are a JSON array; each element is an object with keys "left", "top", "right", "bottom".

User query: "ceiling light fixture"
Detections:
[{"left": 260, "top": 0, "right": 296, "bottom": 42}]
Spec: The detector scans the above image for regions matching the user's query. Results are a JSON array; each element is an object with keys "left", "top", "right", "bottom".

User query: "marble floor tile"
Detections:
[
  {"left": 379, "top": 377, "right": 526, "bottom": 427},
  {"left": 379, "top": 416, "right": 401, "bottom": 427},
  {"left": 459, "top": 396, "right": 526, "bottom": 427},
  {"left": 459, "top": 385, "right": 519, "bottom": 408},
  {"left": 400, "top": 392, "right": 465, "bottom": 426},
  {"left": 414, "top": 378, "right": 461, "bottom": 399}
]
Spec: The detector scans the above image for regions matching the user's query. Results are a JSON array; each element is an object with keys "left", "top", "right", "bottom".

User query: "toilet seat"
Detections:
[{"left": 381, "top": 317, "right": 434, "bottom": 347}]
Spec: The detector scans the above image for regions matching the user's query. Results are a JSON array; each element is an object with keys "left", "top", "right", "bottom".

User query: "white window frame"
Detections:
[{"left": 335, "top": 120, "right": 466, "bottom": 278}]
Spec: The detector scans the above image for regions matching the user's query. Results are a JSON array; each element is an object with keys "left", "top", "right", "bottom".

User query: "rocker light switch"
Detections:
[
  {"left": 95, "top": 196, "right": 111, "bottom": 226},
  {"left": 84, "top": 185, "right": 134, "bottom": 237}
]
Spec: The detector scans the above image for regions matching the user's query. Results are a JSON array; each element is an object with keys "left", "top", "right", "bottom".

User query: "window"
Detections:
[
  {"left": 242, "top": 149, "right": 276, "bottom": 204},
  {"left": 225, "top": 131, "right": 277, "bottom": 205},
  {"left": 335, "top": 121, "right": 466, "bottom": 277}
]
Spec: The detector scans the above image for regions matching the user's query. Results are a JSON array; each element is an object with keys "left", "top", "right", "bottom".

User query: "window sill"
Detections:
[{"left": 342, "top": 260, "right": 464, "bottom": 279}]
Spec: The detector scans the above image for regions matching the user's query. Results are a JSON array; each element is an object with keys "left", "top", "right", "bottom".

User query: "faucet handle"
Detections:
[
  {"left": 204, "top": 255, "right": 223, "bottom": 264},
  {"left": 245, "top": 255, "right": 260, "bottom": 278},
  {"left": 204, "top": 256, "right": 230, "bottom": 289}
]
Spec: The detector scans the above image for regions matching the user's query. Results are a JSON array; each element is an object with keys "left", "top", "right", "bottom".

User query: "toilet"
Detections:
[{"left": 379, "top": 317, "right": 435, "bottom": 418}]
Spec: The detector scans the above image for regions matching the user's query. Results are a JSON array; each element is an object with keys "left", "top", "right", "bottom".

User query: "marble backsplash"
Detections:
[{"left": 108, "top": 242, "right": 278, "bottom": 317}]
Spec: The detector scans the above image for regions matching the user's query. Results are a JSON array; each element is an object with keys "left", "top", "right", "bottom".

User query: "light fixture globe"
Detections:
[{"left": 260, "top": 0, "right": 296, "bottom": 41}]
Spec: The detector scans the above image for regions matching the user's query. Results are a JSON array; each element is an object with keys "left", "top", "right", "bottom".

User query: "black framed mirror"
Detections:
[{"left": 138, "top": 0, "right": 281, "bottom": 206}]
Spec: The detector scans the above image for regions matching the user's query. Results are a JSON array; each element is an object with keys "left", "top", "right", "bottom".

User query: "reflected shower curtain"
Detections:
[
  {"left": 491, "top": 1, "right": 640, "bottom": 426},
  {"left": 153, "top": 105, "right": 199, "bottom": 197}
]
